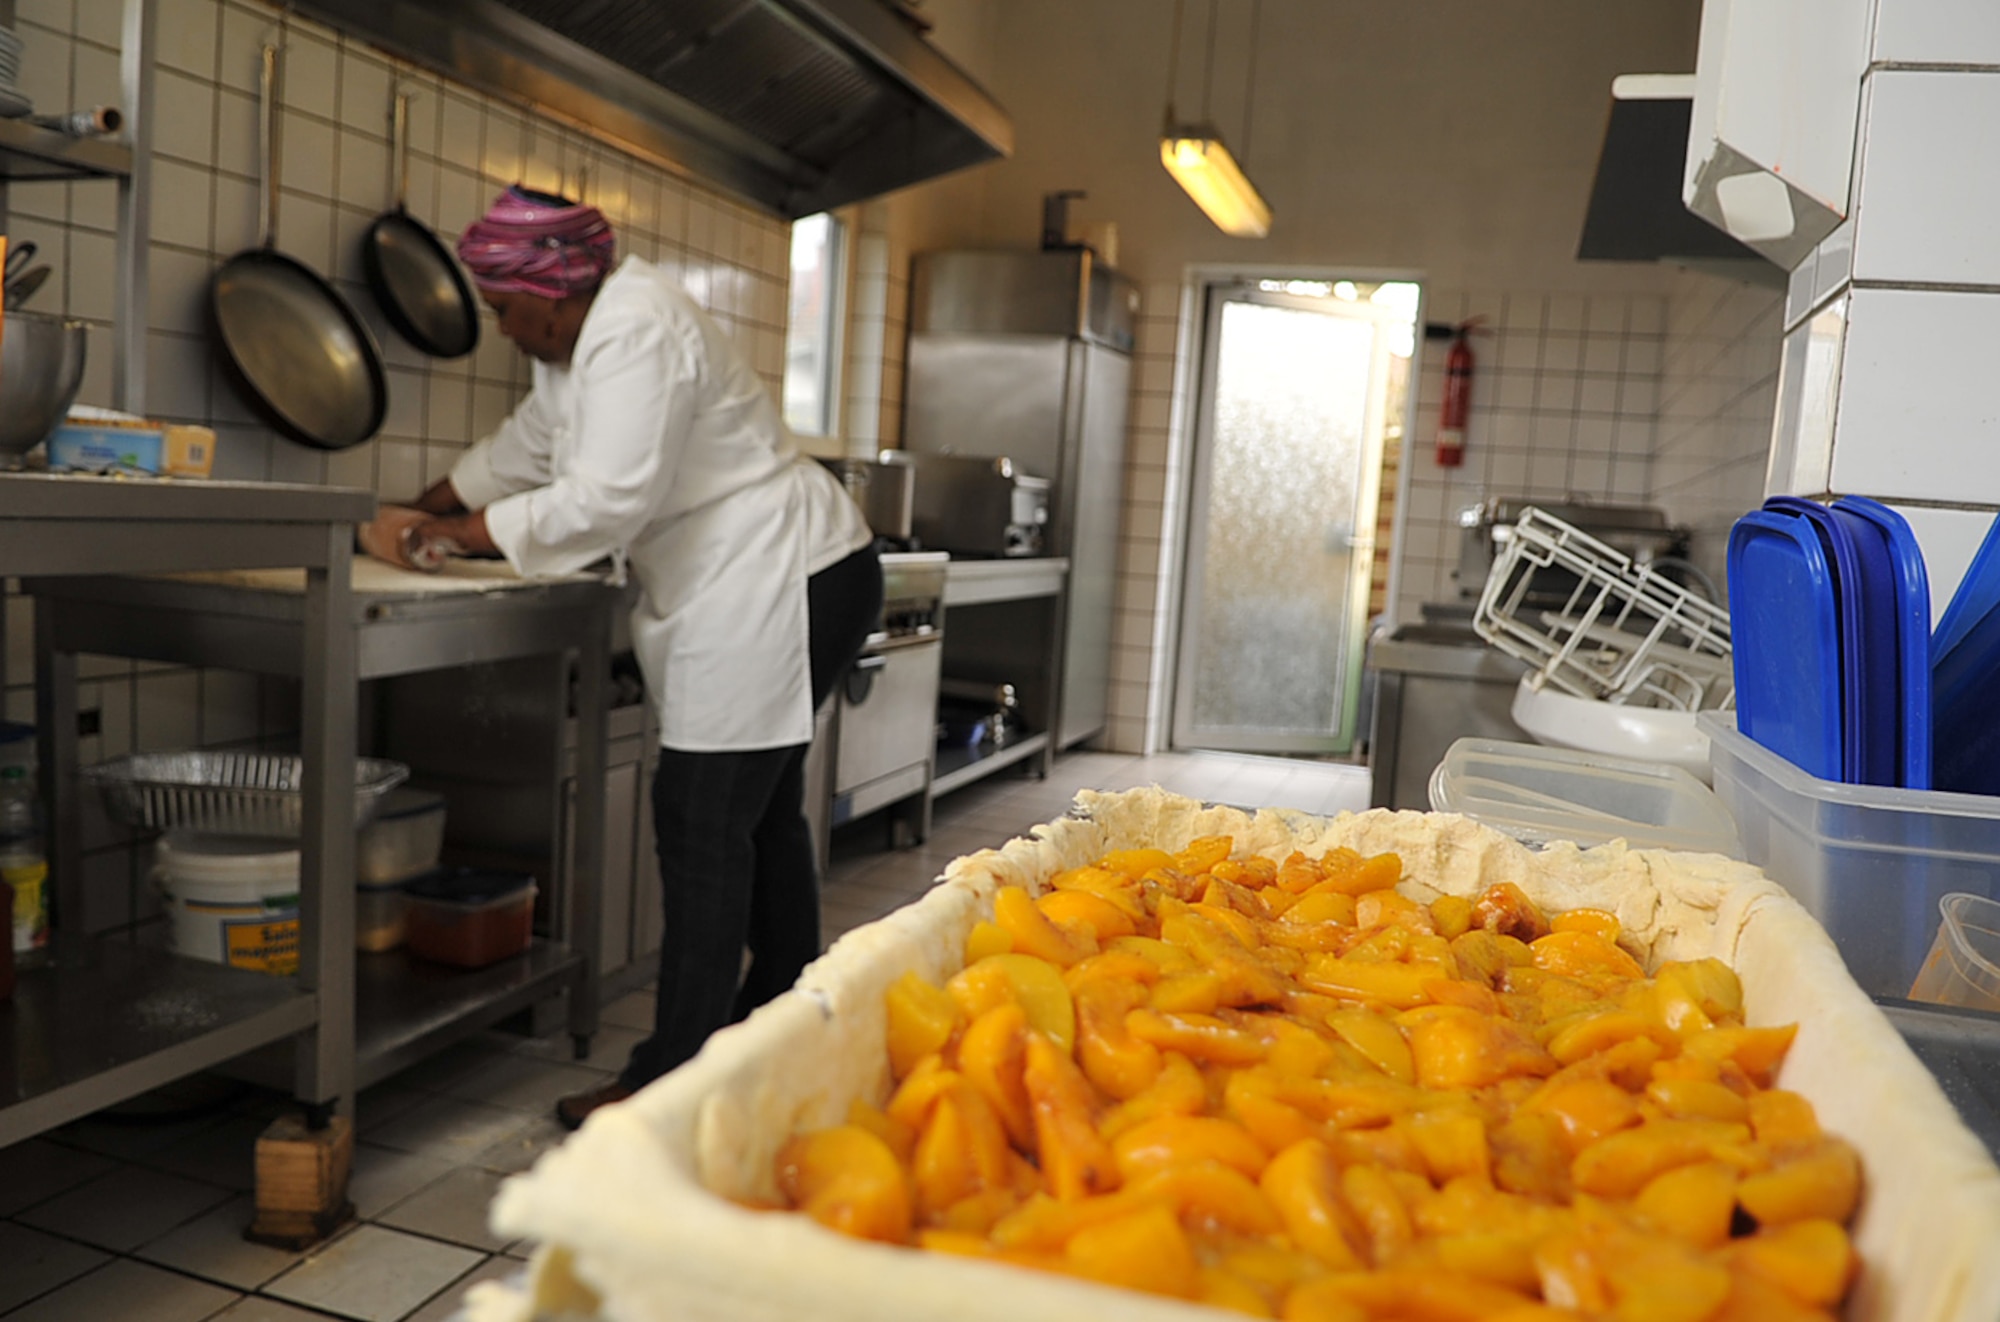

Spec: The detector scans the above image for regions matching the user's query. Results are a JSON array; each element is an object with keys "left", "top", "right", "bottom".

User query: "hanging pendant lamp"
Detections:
[{"left": 1160, "top": 0, "right": 1272, "bottom": 238}]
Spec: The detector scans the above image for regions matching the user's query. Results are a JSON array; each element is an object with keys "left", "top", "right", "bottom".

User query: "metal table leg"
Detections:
[
  {"left": 34, "top": 612, "right": 81, "bottom": 963},
  {"left": 568, "top": 605, "right": 608, "bottom": 1058},
  {"left": 295, "top": 532, "right": 357, "bottom": 1118}
]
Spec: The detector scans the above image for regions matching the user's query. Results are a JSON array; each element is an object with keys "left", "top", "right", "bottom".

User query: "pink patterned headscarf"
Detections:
[{"left": 457, "top": 186, "right": 616, "bottom": 300}]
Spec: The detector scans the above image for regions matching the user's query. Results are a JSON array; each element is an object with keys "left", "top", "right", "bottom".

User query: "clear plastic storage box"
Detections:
[
  {"left": 403, "top": 867, "right": 536, "bottom": 969},
  {"left": 1702, "top": 711, "right": 2000, "bottom": 998},
  {"left": 356, "top": 879, "right": 409, "bottom": 953},
  {"left": 1430, "top": 737, "right": 1743, "bottom": 856},
  {"left": 356, "top": 788, "right": 446, "bottom": 885}
]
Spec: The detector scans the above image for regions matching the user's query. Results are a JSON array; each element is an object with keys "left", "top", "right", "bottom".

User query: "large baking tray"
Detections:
[
  {"left": 475, "top": 791, "right": 2000, "bottom": 1322},
  {"left": 83, "top": 751, "right": 409, "bottom": 837}
]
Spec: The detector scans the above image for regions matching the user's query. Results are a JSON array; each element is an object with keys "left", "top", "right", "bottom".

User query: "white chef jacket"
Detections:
[{"left": 449, "top": 257, "right": 871, "bottom": 752}]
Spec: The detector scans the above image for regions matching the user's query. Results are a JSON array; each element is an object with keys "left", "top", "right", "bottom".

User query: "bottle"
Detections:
[
  {"left": 0, "top": 877, "right": 14, "bottom": 999},
  {"left": 0, "top": 766, "right": 48, "bottom": 958}
]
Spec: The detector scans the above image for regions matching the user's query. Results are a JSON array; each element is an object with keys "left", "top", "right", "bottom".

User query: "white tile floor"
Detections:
[{"left": 0, "top": 749, "right": 1370, "bottom": 1321}]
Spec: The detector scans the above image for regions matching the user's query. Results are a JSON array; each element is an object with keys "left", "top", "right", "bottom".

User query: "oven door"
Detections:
[{"left": 833, "top": 634, "right": 942, "bottom": 824}]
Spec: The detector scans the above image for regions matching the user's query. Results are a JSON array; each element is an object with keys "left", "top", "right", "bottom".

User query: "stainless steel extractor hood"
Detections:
[
  {"left": 1577, "top": 74, "right": 1784, "bottom": 289},
  {"left": 291, "top": 0, "right": 1013, "bottom": 218}
]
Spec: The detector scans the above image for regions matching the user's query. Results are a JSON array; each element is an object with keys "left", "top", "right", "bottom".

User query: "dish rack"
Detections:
[
  {"left": 1475, "top": 507, "right": 1734, "bottom": 711},
  {"left": 83, "top": 752, "right": 409, "bottom": 837}
]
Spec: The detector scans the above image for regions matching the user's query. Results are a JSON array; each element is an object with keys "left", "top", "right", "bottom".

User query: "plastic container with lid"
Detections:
[
  {"left": 356, "top": 878, "right": 409, "bottom": 953},
  {"left": 1429, "top": 737, "right": 1742, "bottom": 857},
  {"left": 1909, "top": 893, "right": 2000, "bottom": 1012},
  {"left": 1702, "top": 709, "right": 2000, "bottom": 999},
  {"left": 356, "top": 787, "right": 446, "bottom": 885},
  {"left": 154, "top": 832, "right": 300, "bottom": 976},
  {"left": 0, "top": 877, "right": 13, "bottom": 1001},
  {"left": 403, "top": 866, "right": 536, "bottom": 969}
]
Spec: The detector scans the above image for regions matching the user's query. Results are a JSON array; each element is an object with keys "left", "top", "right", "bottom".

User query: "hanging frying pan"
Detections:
[
  {"left": 361, "top": 92, "right": 478, "bottom": 359},
  {"left": 210, "top": 44, "right": 386, "bottom": 451}
]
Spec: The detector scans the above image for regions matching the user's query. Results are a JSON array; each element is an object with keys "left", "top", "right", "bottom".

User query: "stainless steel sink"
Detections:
[{"left": 1383, "top": 622, "right": 1486, "bottom": 646}]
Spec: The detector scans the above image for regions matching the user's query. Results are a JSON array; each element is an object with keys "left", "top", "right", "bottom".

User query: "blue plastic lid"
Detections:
[
  {"left": 1933, "top": 511, "right": 2000, "bottom": 667},
  {"left": 1765, "top": 497, "right": 1870, "bottom": 782},
  {"left": 404, "top": 866, "right": 536, "bottom": 907},
  {"left": 1832, "top": 496, "right": 1932, "bottom": 789},
  {"left": 1728, "top": 509, "right": 1845, "bottom": 781},
  {"left": 1934, "top": 601, "right": 2000, "bottom": 795}
]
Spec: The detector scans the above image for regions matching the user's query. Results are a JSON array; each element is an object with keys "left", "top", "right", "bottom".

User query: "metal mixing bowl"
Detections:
[{"left": 0, "top": 310, "right": 87, "bottom": 462}]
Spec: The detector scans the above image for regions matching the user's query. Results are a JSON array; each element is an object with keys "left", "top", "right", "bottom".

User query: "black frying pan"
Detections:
[
  {"left": 362, "top": 93, "right": 478, "bottom": 359},
  {"left": 210, "top": 44, "right": 386, "bottom": 451}
]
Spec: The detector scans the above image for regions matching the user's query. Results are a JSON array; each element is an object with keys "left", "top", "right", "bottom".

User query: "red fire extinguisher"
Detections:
[{"left": 1435, "top": 319, "right": 1484, "bottom": 468}]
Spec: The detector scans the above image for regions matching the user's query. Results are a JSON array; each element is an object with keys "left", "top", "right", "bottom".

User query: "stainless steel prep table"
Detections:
[
  {"left": 23, "top": 555, "right": 618, "bottom": 1122},
  {"left": 932, "top": 557, "right": 1068, "bottom": 797},
  {"left": 0, "top": 473, "right": 373, "bottom": 1147}
]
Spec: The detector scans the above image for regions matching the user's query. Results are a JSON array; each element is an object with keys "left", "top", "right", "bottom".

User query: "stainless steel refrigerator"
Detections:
[{"left": 904, "top": 248, "right": 1136, "bottom": 749}]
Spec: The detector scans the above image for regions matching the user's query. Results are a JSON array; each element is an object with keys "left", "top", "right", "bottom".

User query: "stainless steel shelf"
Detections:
[
  {"left": 941, "top": 557, "right": 1067, "bottom": 608},
  {"left": 32, "top": 565, "right": 619, "bottom": 1135},
  {"left": 221, "top": 941, "right": 585, "bottom": 1094},
  {"left": 3, "top": 472, "right": 368, "bottom": 1149},
  {"left": 932, "top": 731, "right": 1051, "bottom": 798},
  {"left": 0, "top": 118, "right": 133, "bottom": 181},
  {"left": 0, "top": 941, "right": 317, "bottom": 1147}
]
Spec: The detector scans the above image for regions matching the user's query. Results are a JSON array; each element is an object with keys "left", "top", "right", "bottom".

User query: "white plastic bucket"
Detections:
[{"left": 155, "top": 832, "right": 300, "bottom": 975}]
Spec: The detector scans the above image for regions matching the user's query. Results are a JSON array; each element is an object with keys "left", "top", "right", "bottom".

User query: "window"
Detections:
[{"left": 783, "top": 212, "right": 844, "bottom": 437}]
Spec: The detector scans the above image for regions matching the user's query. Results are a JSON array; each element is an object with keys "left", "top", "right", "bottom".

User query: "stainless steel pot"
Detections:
[{"left": 0, "top": 310, "right": 87, "bottom": 463}]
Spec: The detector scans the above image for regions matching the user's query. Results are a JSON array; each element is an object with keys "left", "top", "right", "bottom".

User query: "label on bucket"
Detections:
[{"left": 223, "top": 915, "right": 299, "bottom": 975}]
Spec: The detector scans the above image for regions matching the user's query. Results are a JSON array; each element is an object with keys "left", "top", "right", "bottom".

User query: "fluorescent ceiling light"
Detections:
[{"left": 1160, "top": 130, "right": 1271, "bottom": 238}]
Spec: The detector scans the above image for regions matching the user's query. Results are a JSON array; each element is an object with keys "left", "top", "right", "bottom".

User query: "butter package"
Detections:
[{"left": 47, "top": 420, "right": 217, "bottom": 478}]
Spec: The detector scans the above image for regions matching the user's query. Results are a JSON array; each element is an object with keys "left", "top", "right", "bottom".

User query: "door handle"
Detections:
[{"left": 853, "top": 654, "right": 888, "bottom": 672}]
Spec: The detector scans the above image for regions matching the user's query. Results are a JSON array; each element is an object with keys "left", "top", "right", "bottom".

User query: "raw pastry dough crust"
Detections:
[{"left": 476, "top": 791, "right": 2000, "bottom": 1322}]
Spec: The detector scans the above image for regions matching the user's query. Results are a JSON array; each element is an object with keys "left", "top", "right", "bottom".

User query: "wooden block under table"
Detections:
[{"left": 247, "top": 1114, "right": 355, "bottom": 1250}]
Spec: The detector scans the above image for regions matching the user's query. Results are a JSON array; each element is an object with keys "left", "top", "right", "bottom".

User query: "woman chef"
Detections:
[{"left": 358, "top": 187, "right": 880, "bottom": 1129}]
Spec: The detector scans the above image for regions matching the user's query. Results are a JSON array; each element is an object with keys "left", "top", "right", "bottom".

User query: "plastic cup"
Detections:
[{"left": 1908, "top": 893, "right": 2000, "bottom": 1011}]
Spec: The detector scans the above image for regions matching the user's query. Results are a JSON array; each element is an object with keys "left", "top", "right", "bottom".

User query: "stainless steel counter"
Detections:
[
  {"left": 1366, "top": 621, "right": 1530, "bottom": 811},
  {"left": 0, "top": 473, "right": 374, "bottom": 1148},
  {"left": 933, "top": 557, "right": 1068, "bottom": 796},
  {"left": 21, "top": 551, "right": 619, "bottom": 1127}
]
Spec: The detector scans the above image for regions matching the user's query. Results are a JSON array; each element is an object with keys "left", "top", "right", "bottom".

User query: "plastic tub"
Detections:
[
  {"left": 1507, "top": 678, "right": 1712, "bottom": 780},
  {"left": 356, "top": 788, "right": 446, "bottom": 885},
  {"left": 1429, "top": 737, "right": 1742, "bottom": 856},
  {"left": 1702, "top": 709, "right": 2000, "bottom": 998},
  {"left": 403, "top": 867, "right": 536, "bottom": 969},
  {"left": 155, "top": 832, "right": 300, "bottom": 976},
  {"left": 1910, "top": 894, "right": 2000, "bottom": 1012}
]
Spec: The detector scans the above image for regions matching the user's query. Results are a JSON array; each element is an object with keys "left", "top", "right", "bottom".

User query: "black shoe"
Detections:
[{"left": 555, "top": 1081, "right": 634, "bottom": 1131}]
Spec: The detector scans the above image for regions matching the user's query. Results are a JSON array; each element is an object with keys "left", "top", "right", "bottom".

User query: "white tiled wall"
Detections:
[
  {"left": 4, "top": 0, "right": 794, "bottom": 932},
  {"left": 1100, "top": 281, "right": 1186, "bottom": 754},
  {"left": 1850, "top": 72, "right": 2000, "bottom": 287},
  {"left": 1827, "top": 287, "right": 2000, "bottom": 501},
  {"left": 1651, "top": 272, "right": 1784, "bottom": 589},
  {"left": 1392, "top": 289, "right": 1666, "bottom": 623},
  {"left": 840, "top": 199, "right": 905, "bottom": 458},
  {"left": 1872, "top": 0, "right": 2000, "bottom": 68},
  {"left": 1762, "top": 6, "right": 2000, "bottom": 615}
]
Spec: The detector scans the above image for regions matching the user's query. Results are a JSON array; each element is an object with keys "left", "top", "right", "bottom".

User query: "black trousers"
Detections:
[{"left": 619, "top": 543, "right": 883, "bottom": 1089}]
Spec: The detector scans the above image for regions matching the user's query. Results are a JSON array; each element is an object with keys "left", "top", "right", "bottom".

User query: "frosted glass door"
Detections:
[{"left": 1172, "top": 289, "right": 1395, "bottom": 754}]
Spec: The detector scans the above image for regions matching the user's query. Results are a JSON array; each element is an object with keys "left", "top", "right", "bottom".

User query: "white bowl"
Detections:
[{"left": 1509, "top": 676, "right": 1713, "bottom": 781}]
